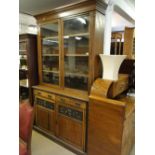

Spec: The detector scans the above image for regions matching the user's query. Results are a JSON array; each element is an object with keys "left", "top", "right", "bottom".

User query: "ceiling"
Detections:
[
  {"left": 19, "top": 0, "right": 134, "bottom": 16},
  {"left": 19, "top": 0, "right": 135, "bottom": 32},
  {"left": 19, "top": 0, "right": 84, "bottom": 15}
]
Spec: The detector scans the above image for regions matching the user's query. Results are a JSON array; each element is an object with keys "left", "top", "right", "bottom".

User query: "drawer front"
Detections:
[
  {"left": 56, "top": 96, "right": 86, "bottom": 109},
  {"left": 34, "top": 90, "right": 55, "bottom": 101},
  {"left": 59, "top": 105, "right": 83, "bottom": 121},
  {"left": 35, "top": 97, "right": 55, "bottom": 110}
]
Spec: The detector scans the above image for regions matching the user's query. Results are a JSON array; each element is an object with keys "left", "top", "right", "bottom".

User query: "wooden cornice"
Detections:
[{"left": 35, "top": 0, "right": 108, "bottom": 22}]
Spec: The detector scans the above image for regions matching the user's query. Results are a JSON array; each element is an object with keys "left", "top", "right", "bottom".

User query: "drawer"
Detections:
[
  {"left": 56, "top": 96, "right": 86, "bottom": 109},
  {"left": 34, "top": 90, "right": 55, "bottom": 101},
  {"left": 35, "top": 97, "right": 55, "bottom": 110}
]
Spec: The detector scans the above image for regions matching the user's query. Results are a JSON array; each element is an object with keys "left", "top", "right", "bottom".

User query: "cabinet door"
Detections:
[
  {"left": 63, "top": 15, "right": 90, "bottom": 90},
  {"left": 36, "top": 106, "right": 49, "bottom": 130},
  {"left": 57, "top": 104, "right": 84, "bottom": 150},
  {"left": 35, "top": 97, "right": 56, "bottom": 134},
  {"left": 48, "top": 111, "right": 55, "bottom": 133},
  {"left": 40, "top": 21, "right": 60, "bottom": 85}
]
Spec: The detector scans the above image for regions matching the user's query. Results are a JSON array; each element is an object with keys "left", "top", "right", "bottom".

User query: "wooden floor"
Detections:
[{"left": 31, "top": 130, "right": 135, "bottom": 155}]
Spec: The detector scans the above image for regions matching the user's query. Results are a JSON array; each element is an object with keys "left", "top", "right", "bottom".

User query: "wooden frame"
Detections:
[
  {"left": 33, "top": 0, "right": 108, "bottom": 153},
  {"left": 19, "top": 34, "right": 38, "bottom": 104},
  {"left": 35, "top": 0, "right": 106, "bottom": 94}
]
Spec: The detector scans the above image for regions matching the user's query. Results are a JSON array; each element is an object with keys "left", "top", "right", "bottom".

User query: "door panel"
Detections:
[
  {"left": 58, "top": 115, "right": 83, "bottom": 149},
  {"left": 36, "top": 106, "right": 49, "bottom": 130}
]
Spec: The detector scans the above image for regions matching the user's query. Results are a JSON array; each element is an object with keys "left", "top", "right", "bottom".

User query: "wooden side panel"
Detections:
[
  {"left": 90, "top": 11, "right": 105, "bottom": 87},
  {"left": 121, "top": 111, "right": 135, "bottom": 155},
  {"left": 87, "top": 97, "right": 125, "bottom": 155},
  {"left": 49, "top": 111, "right": 56, "bottom": 133},
  {"left": 123, "top": 27, "right": 135, "bottom": 59},
  {"left": 58, "top": 115, "right": 83, "bottom": 149}
]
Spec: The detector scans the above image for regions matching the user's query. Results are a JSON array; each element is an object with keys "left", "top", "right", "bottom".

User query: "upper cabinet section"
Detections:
[{"left": 36, "top": 0, "right": 107, "bottom": 92}]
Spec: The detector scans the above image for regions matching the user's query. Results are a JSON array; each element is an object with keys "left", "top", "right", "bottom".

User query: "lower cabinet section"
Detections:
[
  {"left": 35, "top": 97, "right": 55, "bottom": 134},
  {"left": 33, "top": 89, "right": 86, "bottom": 152},
  {"left": 56, "top": 96, "right": 86, "bottom": 150}
]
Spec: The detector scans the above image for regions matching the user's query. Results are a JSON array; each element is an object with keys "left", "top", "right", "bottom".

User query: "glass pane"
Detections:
[
  {"left": 41, "top": 22, "right": 59, "bottom": 85},
  {"left": 64, "top": 36, "right": 89, "bottom": 55},
  {"left": 42, "top": 72, "right": 59, "bottom": 85},
  {"left": 64, "top": 56, "right": 88, "bottom": 90},
  {"left": 64, "top": 16, "right": 89, "bottom": 35},
  {"left": 42, "top": 56, "right": 59, "bottom": 71},
  {"left": 64, "top": 15, "right": 89, "bottom": 90}
]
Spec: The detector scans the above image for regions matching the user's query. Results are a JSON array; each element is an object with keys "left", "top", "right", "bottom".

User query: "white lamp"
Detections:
[{"left": 99, "top": 54, "right": 126, "bottom": 81}]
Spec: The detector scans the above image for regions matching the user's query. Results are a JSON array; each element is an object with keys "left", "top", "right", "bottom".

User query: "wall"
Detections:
[{"left": 19, "top": 13, "right": 37, "bottom": 34}]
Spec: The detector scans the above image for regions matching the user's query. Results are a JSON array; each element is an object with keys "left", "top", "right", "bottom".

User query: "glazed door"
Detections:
[
  {"left": 63, "top": 15, "right": 90, "bottom": 90},
  {"left": 40, "top": 21, "right": 60, "bottom": 86}
]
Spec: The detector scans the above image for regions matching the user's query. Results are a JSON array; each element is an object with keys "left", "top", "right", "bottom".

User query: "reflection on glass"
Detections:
[
  {"left": 64, "top": 36, "right": 89, "bottom": 55},
  {"left": 64, "top": 15, "right": 89, "bottom": 90},
  {"left": 65, "top": 57, "right": 88, "bottom": 74},
  {"left": 41, "top": 22, "right": 59, "bottom": 85},
  {"left": 43, "top": 72, "right": 59, "bottom": 85},
  {"left": 42, "top": 56, "right": 59, "bottom": 72},
  {"left": 65, "top": 75, "right": 88, "bottom": 90},
  {"left": 64, "top": 16, "right": 89, "bottom": 35}
]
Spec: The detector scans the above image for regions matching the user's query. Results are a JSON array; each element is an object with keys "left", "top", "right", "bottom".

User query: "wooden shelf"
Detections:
[
  {"left": 64, "top": 32, "right": 89, "bottom": 38},
  {"left": 20, "top": 79, "right": 29, "bottom": 88},
  {"left": 19, "top": 50, "right": 27, "bottom": 52},
  {"left": 43, "top": 70, "right": 59, "bottom": 74},
  {"left": 42, "top": 54, "right": 59, "bottom": 56},
  {"left": 65, "top": 72, "right": 88, "bottom": 77},
  {"left": 20, "top": 55, "right": 27, "bottom": 59},
  {"left": 65, "top": 54, "right": 89, "bottom": 57},
  {"left": 19, "top": 68, "right": 28, "bottom": 71},
  {"left": 43, "top": 36, "right": 58, "bottom": 40}
]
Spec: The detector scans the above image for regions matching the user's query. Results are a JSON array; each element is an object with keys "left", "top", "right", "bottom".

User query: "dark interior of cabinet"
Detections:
[{"left": 20, "top": 87, "right": 29, "bottom": 99}]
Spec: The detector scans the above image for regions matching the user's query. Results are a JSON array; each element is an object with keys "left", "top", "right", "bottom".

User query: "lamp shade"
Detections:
[{"left": 99, "top": 54, "right": 126, "bottom": 81}]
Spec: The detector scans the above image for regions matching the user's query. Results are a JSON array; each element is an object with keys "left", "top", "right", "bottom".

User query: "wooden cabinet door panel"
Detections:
[
  {"left": 49, "top": 111, "right": 55, "bottom": 133},
  {"left": 36, "top": 106, "right": 49, "bottom": 130},
  {"left": 58, "top": 115, "right": 83, "bottom": 149}
]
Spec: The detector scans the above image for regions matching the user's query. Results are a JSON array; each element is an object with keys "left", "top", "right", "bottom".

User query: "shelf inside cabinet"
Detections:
[
  {"left": 65, "top": 54, "right": 89, "bottom": 57},
  {"left": 64, "top": 33, "right": 89, "bottom": 38},
  {"left": 20, "top": 79, "right": 29, "bottom": 88},
  {"left": 19, "top": 50, "right": 27, "bottom": 52},
  {"left": 43, "top": 36, "right": 58, "bottom": 40},
  {"left": 65, "top": 72, "right": 88, "bottom": 77},
  {"left": 19, "top": 68, "right": 28, "bottom": 71},
  {"left": 43, "top": 70, "right": 59, "bottom": 74},
  {"left": 20, "top": 55, "right": 27, "bottom": 59},
  {"left": 42, "top": 54, "right": 59, "bottom": 56}
]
